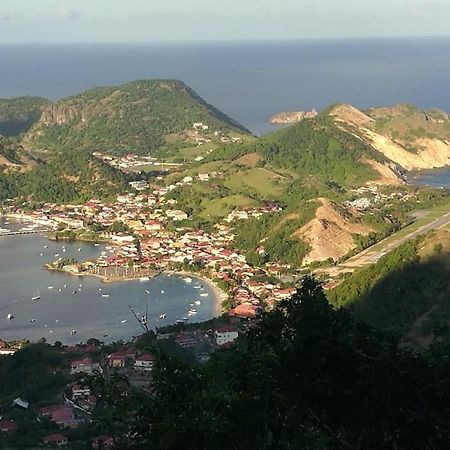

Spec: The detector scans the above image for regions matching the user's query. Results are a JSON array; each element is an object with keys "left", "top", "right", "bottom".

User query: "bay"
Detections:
[{"left": 0, "top": 219, "right": 217, "bottom": 344}]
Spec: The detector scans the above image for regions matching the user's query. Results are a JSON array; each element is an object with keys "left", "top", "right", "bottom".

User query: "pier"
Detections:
[{"left": 0, "top": 229, "right": 48, "bottom": 237}]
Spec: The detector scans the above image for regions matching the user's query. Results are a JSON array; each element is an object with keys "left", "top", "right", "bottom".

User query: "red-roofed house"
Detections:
[
  {"left": 0, "top": 420, "right": 17, "bottom": 433},
  {"left": 43, "top": 433, "right": 68, "bottom": 447},
  {"left": 134, "top": 353, "right": 156, "bottom": 372},
  {"left": 215, "top": 325, "right": 239, "bottom": 346},
  {"left": 70, "top": 357, "right": 102, "bottom": 375},
  {"left": 107, "top": 350, "right": 136, "bottom": 368},
  {"left": 39, "top": 405, "right": 75, "bottom": 427}
]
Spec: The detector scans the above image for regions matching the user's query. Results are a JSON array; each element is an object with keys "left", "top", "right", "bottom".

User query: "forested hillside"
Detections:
[
  {"left": 91, "top": 278, "right": 450, "bottom": 449},
  {"left": 329, "top": 229, "right": 450, "bottom": 350},
  {"left": 0, "top": 96, "right": 50, "bottom": 136},
  {"left": 24, "top": 80, "right": 249, "bottom": 156}
]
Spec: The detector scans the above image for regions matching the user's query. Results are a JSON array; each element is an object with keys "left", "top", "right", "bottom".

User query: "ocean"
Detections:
[{"left": 1, "top": 38, "right": 450, "bottom": 135}]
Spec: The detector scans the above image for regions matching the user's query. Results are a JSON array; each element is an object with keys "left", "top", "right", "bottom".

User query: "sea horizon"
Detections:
[{"left": 2, "top": 37, "right": 450, "bottom": 135}]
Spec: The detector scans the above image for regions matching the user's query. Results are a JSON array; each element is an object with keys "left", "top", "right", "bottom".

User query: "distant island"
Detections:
[{"left": 270, "top": 108, "right": 318, "bottom": 124}]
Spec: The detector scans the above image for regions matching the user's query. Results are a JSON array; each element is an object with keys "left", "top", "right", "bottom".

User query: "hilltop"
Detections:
[
  {"left": 23, "top": 79, "right": 250, "bottom": 156},
  {"left": 331, "top": 103, "right": 450, "bottom": 170}
]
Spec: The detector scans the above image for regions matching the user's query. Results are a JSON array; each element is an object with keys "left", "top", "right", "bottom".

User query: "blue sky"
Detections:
[{"left": 0, "top": 0, "right": 449, "bottom": 43}]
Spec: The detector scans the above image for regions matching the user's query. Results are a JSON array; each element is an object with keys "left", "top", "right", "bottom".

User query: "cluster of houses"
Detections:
[
  {"left": 344, "top": 185, "right": 417, "bottom": 212},
  {"left": 92, "top": 152, "right": 182, "bottom": 172}
]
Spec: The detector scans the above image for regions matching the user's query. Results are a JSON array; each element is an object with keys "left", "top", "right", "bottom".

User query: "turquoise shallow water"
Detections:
[{"left": 0, "top": 219, "right": 217, "bottom": 344}]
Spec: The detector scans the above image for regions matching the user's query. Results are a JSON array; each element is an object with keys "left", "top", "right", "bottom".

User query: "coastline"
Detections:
[
  {"left": 170, "top": 270, "right": 227, "bottom": 315},
  {"left": 45, "top": 266, "right": 226, "bottom": 315}
]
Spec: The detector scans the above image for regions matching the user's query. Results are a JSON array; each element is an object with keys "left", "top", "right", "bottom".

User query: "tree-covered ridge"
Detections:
[
  {"left": 0, "top": 96, "right": 50, "bottom": 137},
  {"left": 0, "top": 150, "right": 129, "bottom": 203},
  {"left": 25, "top": 80, "right": 250, "bottom": 156},
  {"left": 92, "top": 278, "right": 450, "bottom": 449},
  {"left": 328, "top": 229, "right": 450, "bottom": 350},
  {"left": 252, "top": 115, "right": 383, "bottom": 187}
]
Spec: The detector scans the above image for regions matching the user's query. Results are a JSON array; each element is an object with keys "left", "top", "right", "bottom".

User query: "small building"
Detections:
[
  {"left": 70, "top": 357, "right": 102, "bottom": 375},
  {"left": 0, "top": 419, "right": 17, "bottom": 433},
  {"left": 72, "top": 384, "right": 91, "bottom": 400},
  {"left": 175, "top": 331, "right": 202, "bottom": 348},
  {"left": 107, "top": 351, "right": 135, "bottom": 368},
  {"left": 215, "top": 325, "right": 239, "bottom": 346},
  {"left": 134, "top": 353, "right": 156, "bottom": 372},
  {"left": 43, "top": 433, "right": 68, "bottom": 447}
]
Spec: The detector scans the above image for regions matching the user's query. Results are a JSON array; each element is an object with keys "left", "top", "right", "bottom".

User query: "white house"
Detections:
[
  {"left": 215, "top": 326, "right": 239, "bottom": 346},
  {"left": 134, "top": 353, "right": 156, "bottom": 371}
]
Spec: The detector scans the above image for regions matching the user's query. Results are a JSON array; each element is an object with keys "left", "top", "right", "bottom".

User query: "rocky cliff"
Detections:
[{"left": 270, "top": 109, "right": 318, "bottom": 124}]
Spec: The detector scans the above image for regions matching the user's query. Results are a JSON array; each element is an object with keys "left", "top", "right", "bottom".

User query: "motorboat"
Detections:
[
  {"left": 121, "top": 319, "right": 128, "bottom": 324},
  {"left": 159, "top": 314, "right": 167, "bottom": 319},
  {"left": 6, "top": 313, "right": 13, "bottom": 320},
  {"left": 71, "top": 329, "right": 77, "bottom": 335},
  {"left": 32, "top": 290, "right": 40, "bottom": 301},
  {"left": 200, "top": 293, "right": 208, "bottom": 297},
  {"left": 102, "top": 294, "right": 110, "bottom": 298},
  {"left": 194, "top": 300, "right": 202, "bottom": 306}
]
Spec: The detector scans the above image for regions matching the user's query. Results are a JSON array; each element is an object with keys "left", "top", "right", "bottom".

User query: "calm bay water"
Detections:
[
  {"left": 0, "top": 219, "right": 216, "bottom": 344},
  {"left": 1, "top": 38, "right": 450, "bottom": 135}
]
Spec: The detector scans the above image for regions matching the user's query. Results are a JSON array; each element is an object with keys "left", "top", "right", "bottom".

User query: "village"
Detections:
[
  {"left": 3, "top": 166, "right": 295, "bottom": 322},
  {"left": 0, "top": 318, "right": 247, "bottom": 448}
]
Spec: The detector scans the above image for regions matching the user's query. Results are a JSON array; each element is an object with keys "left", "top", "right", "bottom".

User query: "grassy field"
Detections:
[
  {"left": 224, "top": 167, "right": 286, "bottom": 198},
  {"left": 200, "top": 194, "right": 256, "bottom": 219}
]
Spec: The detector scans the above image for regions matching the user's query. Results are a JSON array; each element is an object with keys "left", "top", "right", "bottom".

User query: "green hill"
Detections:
[
  {"left": 24, "top": 79, "right": 249, "bottom": 156},
  {"left": 328, "top": 228, "right": 450, "bottom": 350},
  {"left": 0, "top": 96, "right": 50, "bottom": 137}
]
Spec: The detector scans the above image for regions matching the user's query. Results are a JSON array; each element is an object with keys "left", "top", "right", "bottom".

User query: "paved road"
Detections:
[{"left": 340, "top": 211, "right": 450, "bottom": 269}]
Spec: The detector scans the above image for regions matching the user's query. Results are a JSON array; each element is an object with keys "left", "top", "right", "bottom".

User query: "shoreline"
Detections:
[{"left": 45, "top": 266, "right": 226, "bottom": 315}]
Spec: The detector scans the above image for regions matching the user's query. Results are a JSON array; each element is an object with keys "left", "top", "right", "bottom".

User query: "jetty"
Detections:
[{"left": 0, "top": 229, "right": 48, "bottom": 237}]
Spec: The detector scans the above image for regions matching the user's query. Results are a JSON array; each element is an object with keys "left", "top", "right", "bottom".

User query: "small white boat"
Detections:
[
  {"left": 58, "top": 288, "right": 62, "bottom": 292},
  {"left": 39, "top": 253, "right": 43, "bottom": 256},
  {"left": 139, "top": 277, "right": 150, "bottom": 282},
  {"left": 102, "top": 294, "right": 110, "bottom": 298},
  {"left": 48, "top": 286, "right": 54, "bottom": 290},
  {"left": 194, "top": 300, "right": 201, "bottom": 306},
  {"left": 55, "top": 319, "right": 60, "bottom": 323},
  {"left": 183, "top": 277, "right": 193, "bottom": 283},
  {"left": 64, "top": 284, "right": 67, "bottom": 288},
  {"left": 77, "top": 248, "right": 81, "bottom": 252},
  {"left": 200, "top": 293, "right": 208, "bottom": 297},
  {"left": 145, "top": 290, "right": 150, "bottom": 294},
  {"left": 6, "top": 313, "right": 14, "bottom": 320},
  {"left": 32, "top": 289, "right": 41, "bottom": 301},
  {"left": 44, "top": 245, "right": 48, "bottom": 249},
  {"left": 160, "top": 290, "right": 165, "bottom": 294},
  {"left": 94, "top": 243, "right": 100, "bottom": 247},
  {"left": 54, "top": 254, "right": 59, "bottom": 257},
  {"left": 98, "top": 288, "right": 102, "bottom": 291},
  {"left": 193, "top": 285, "right": 202, "bottom": 289},
  {"left": 159, "top": 314, "right": 167, "bottom": 319},
  {"left": 121, "top": 319, "right": 127, "bottom": 324},
  {"left": 30, "top": 318, "right": 36, "bottom": 323},
  {"left": 71, "top": 329, "right": 77, "bottom": 335}
]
